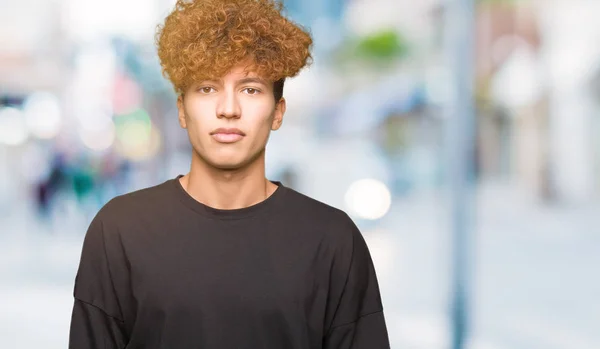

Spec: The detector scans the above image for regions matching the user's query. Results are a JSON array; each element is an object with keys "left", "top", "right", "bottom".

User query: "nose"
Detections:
[{"left": 216, "top": 90, "right": 241, "bottom": 119}]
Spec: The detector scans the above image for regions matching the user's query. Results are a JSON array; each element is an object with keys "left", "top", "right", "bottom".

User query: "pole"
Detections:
[{"left": 445, "top": 0, "right": 476, "bottom": 348}]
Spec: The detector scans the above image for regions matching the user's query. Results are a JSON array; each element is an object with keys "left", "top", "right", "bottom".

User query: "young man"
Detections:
[{"left": 69, "top": 0, "right": 391, "bottom": 348}]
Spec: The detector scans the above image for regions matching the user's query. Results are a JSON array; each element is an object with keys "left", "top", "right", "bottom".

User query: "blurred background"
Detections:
[{"left": 1, "top": 0, "right": 599, "bottom": 348}]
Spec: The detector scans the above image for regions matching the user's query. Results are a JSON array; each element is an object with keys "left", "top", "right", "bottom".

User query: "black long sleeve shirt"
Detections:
[{"left": 69, "top": 175, "right": 391, "bottom": 349}]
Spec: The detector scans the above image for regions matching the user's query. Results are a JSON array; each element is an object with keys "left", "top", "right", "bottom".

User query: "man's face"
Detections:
[{"left": 177, "top": 63, "right": 286, "bottom": 171}]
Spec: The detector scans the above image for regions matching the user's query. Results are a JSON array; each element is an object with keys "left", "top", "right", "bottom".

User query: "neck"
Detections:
[{"left": 179, "top": 149, "right": 278, "bottom": 210}]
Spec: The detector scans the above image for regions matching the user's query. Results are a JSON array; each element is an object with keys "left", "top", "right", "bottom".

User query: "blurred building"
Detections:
[{"left": 471, "top": 0, "right": 600, "bottom": 204}]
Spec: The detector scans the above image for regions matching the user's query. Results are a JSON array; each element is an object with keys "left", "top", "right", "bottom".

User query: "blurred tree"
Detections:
[
  {"left": 355, "top": 30, "right": 408, "bottom": 61},
  {"left": 332, "top": 28, "right": 410, "bottom": 75}
]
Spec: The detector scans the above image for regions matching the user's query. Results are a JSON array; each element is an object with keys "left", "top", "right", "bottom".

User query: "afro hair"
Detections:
[{"left": 156, "top": 0, "right": 313, "bottom": 95}]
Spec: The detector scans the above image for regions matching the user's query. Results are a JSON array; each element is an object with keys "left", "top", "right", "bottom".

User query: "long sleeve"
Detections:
[
  {"left": 69, "top": 215, "right": 128, "bottom": 348},
  {"left": 323, "top": 215, "right": 391, "bottom": 349}
]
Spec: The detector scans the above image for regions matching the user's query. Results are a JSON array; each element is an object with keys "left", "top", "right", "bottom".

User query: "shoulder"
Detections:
[
  {"left": 282, "top": 188, "right": 371, "bottom": 275},
  {"left": 281, "top": 186, "right": 359, "bottom": 242},
  {"left": 94, "top": 179, "right": 175, "bottom": 227},
  {"left": 282, "top": 186, "right": 351, "bottom": 222}
]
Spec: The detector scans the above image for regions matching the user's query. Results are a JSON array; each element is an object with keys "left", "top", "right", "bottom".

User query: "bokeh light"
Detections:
[
  {"left": 114, "top": 108, "right": 160, "bottom": 160},
  {"left": 344, "top": 178, "right": 392, "bottom": 220},
  {"left": 0, "top": 107, "right": 29, "bottom": 146},
  {"left": 79, "top": 120, "right": 116, "bottom": 151},
  {"left": 22, "top": 92, "right": 63, "bottom": 139}
]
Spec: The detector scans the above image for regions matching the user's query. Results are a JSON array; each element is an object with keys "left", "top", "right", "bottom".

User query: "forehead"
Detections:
[
  {"left": 224, "top": 63, "right": 267, "bottom": 81},
  {"left": 195, "top": 67, "right": 271, "bottom": 88},
  {"left": 188, "top": 60, "right": 274, "bottom": 89}
]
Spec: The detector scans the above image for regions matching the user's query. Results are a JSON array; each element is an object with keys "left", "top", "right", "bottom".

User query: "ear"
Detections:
[
  {"left": 177, "top": 94, "right": 187, "bottom": 129},
  {"left": 271, "top": 97, "right": 286, "bottom": 131}
]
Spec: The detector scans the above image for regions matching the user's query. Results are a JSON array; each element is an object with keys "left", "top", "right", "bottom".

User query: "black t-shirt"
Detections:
[{"left": 69, "top": 175, "right": 390, "bottom": 349}]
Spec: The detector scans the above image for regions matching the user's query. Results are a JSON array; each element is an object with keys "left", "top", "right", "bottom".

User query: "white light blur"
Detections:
[
  {"left": 344, "top": 178, "right": 392, "bottom": 220},
  {"left": 79, "top": 121, "right": 116, "bottom": 151},
  {"left": 65, "top": 0, "right": 158, "bottom": 42},
  {"left": 0, "top": 107, "right": 29, "bottom": 146},
  {"left": 344, "top": 0, "right": 435, "bottom": 37},
  {"left": 538, "top": 0, "right": 600, "bottom": 91},
  {"left": 22, "top": 92, "right": 63, "bottom": 139},
  {"left": 78, "top": 110, "right": 114, "bottom": 132},
  {"left": 74, "top": 43, "right": 117, "bottom": 90},
  {"left": 491, "top": 45, "right": 543, "bottom": 108}
]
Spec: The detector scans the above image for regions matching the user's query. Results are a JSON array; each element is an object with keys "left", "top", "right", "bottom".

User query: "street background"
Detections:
[{"left": 1, "top": 0, "right": 599, "bottom": 348}]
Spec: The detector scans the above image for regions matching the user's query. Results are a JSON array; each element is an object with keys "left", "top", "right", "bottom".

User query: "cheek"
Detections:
[
  {"left": 247, "top": 102, "right": 275, "bottom": 125},
  {"left": 185, "top": 105, "right": 213, "bottom": 131},
  {"left": 250, "top": 112, "right": 275, "bottom": 138}
]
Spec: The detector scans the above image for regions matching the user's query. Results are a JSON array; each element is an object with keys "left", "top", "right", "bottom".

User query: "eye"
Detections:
[
  {"left": 243, "top": 88, "right": 260, "bottom": 95},
  {"left": 199, "top": 87, "right": 215, "bottom": 94}
]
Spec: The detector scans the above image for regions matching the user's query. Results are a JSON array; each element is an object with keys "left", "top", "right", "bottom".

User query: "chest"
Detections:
[{"left": 127, "top": 227, "right": 325, "bottom": 319}]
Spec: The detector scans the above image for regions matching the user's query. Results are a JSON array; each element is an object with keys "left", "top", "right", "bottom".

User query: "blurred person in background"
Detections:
[
  {"left": 34, "top": 153, "right": 68, "bottom": 220},
  {"left": 68, "top": 0, "right": 390, "bottom": 348}
]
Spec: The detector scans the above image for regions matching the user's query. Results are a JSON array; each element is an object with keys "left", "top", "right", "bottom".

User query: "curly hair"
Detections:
[{"left": 156, "top": 0, "right": 313, "bottom": 96}]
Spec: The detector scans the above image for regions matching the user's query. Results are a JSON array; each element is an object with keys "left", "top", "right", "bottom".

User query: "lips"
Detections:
[
  {"left": 210, "top": 128, "right": 245, "bottom": 143},
  {"left": 210, "top": 128, "right": 245, "bottom": 136}
]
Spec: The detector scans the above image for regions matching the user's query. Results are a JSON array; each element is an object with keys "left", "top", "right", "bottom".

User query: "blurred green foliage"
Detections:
[
  {"left": 333, "top": 29, "right": 409, "bottom": 70},
  {"left": 355, "top": 29, "right": 408, "bottom": 60}
]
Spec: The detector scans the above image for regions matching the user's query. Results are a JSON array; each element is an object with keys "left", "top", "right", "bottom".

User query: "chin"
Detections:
[
  {"left": 204, "top": 154, "right": 249, "bottom": 171},
  {"left": 212, "top": 161, "right": 246, "bottom": 171},
  {"left": 194, "top": 147, "right": 264, "bottom": 171}
]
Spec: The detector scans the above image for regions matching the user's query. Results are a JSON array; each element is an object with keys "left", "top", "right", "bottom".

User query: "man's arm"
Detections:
[
  {"left": 69, "top": 215, "right": 128, "bottom": 348},
  {"left": 69, "top": 299, "right": 127, "bottom": 348},
  {"left": 323, "top": 214, "right": 391, "bottom": 349}
]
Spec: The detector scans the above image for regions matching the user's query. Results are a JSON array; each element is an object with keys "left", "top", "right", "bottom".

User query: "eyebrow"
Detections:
[
  {"left": 194, "top": 77, "right": 269, "bottom": 87},
  {"left": 236, "top": 77, "right": 268, "bottom": 86}
]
